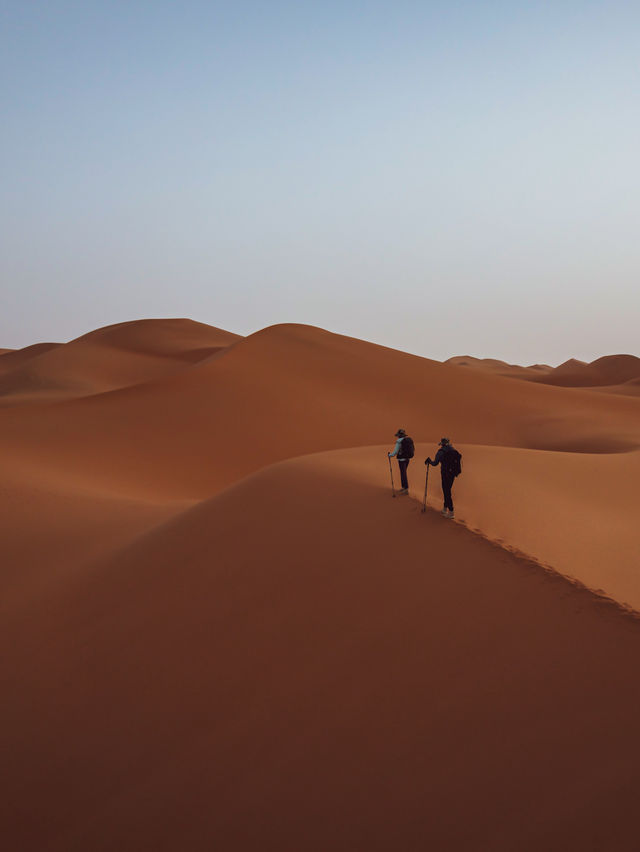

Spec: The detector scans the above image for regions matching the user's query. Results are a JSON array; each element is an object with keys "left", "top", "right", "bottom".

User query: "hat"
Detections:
[
  {"left": 395, "top": 429, "right": 406, "bottom": 437},
  {"left": 439, "top": 437, "right": 450, "bottom": 446}
]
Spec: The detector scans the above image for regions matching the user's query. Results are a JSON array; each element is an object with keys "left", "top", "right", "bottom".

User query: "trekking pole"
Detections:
[
  {"left": 421, "top": 463, "right": 429, "bottom": 513},
  {"left": 388, "top": 454, "right": 396, "bottom": 497}
]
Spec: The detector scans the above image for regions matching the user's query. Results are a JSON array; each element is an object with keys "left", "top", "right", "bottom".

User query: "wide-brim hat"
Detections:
[
  {"left": 439, "top": 437, "right": 450, "bottom": 446},
  {"left": 395, "top": 429, "right": 406, "bottom": 437}
]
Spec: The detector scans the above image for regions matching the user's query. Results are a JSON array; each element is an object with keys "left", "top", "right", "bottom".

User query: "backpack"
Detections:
[
  {"left": 400, "top": 436, "right": 415, "bottom": 458},
  {"left": 444, "top": 447, "right": 462, "bottom": 477}
]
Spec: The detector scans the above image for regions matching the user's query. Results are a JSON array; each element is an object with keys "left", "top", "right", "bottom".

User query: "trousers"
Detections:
[
  {"left": 441, "top": 471, "right": 455, "bottom": 511},
  {"left": 398, "top": 459, "right": 410, "bottom": 490}
]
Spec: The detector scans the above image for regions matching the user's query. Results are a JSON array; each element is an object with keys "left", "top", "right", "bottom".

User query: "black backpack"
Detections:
[
  {"left": 400, "top": 436, "right": 415, "bottom": 458},
  {"left": 444, "top": 447, "right": 462, "bottom": 477}
]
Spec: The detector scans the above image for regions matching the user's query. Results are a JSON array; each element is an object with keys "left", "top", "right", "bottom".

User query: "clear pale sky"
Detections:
[{"left": 2, "top": 1, "right": 638, "bottom": 364}]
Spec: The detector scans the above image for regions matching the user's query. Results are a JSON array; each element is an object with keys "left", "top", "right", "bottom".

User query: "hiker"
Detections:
[
  {"left": 425, "top": 438, "right": 462, "bottom": 518},
  {"left": 388, "top": 429, "right": 414, "bottom": 495}
]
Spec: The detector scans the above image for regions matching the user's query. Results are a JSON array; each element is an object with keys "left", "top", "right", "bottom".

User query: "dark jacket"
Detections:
[{"left": 429, "top": 445, "right": 458, "bottom": 477}]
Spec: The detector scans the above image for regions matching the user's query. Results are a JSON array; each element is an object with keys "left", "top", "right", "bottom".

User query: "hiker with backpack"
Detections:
[
  {"left": 388, "top": 429, "right": 414, "bottom": 495},
  {"left": 425, "top": 438, "right": 462, "bottom": 519}
]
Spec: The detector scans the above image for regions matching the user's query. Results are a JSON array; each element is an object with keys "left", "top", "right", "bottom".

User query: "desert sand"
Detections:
[{"left": 1, "top": 318, "right": 639, "bottom": 850}]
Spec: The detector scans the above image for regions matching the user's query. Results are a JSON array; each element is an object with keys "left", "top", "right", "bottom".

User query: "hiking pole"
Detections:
[
  {"left": 388, "top": 454, "right": 396, "bottom": 497},
  {"left": 421, "top": 463, "right": 429, "bottom": 513}
]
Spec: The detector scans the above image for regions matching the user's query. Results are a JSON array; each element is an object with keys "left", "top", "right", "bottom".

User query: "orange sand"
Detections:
[{"left": 1, "top": 319, "right": 639, "bottom": 850}]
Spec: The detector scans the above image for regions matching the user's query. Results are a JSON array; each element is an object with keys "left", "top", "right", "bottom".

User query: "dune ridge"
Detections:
[{"left": 2, "top": 318, "right": 640, "bottom": 850}]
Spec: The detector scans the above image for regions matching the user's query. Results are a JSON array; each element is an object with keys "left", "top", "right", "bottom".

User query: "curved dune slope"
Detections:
[
  {"left": 0, "top": 318, "right": 241, "bottom": 404},
  {"left": 0, "top": 324, "right": 638, "bottom": 503},
  {"left": 3, "top": 454, "right": 640, "bottom": 851}
]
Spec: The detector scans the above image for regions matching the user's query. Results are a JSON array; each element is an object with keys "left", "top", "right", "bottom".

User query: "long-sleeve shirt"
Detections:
[
  {"left": 390, "top": 437, "right": 412, "bottom": 460},
  {"left": 389, "top": 438, "right": 403, "bottom": 458}
]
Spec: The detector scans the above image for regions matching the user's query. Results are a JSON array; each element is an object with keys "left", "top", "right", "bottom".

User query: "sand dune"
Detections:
[
  {"left": 71, "top": 317, "right": 241, "bottom": 360},
  {"left": 3, "top": 453, "right": 640, "bottom": 850},
  {"left": 590, "top": 376, "right": 640, "bottom": 398},
  {"left": 284, "top": 444, "right": 640, "bottom": 610},
  {"left": 445, "top": 354, "right": 553, "bottom": 379},
  {"left": 0, "top": 453, "right": 191, "bottom": 615},
  {"left": 2, "top": 318, "right": 639, "bottom": 850},
  {"left": 0, "top": 341, "right": 61, "bottom": 375},
  {"left": 411, "top": 445, "right": 639, "bottom": 608},
  {"left": 450, "top": 352, "right": 640, "bottom": 391},
  {"left": 0, "top": 319, "right": 240, "bottom": 404},
  {"left": 533, "top": 354, "right": 640, "bottom": 388},
  {"left": 0, "top": 323, "right": 637, "bottom": 501}
]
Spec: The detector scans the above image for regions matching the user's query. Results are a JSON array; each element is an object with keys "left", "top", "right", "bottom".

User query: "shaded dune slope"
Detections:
[
  {"left": 590, "top": 376, "right": 640, "bottom": 398},
  {"left": 0, "top": 341, "right": 61, "bottom": 375},
  {"left": 3, "top": 455, "right": 640, "bottom": 851},
  {"left": 0, "top": 454, "right": 191, "bottom": 615}
]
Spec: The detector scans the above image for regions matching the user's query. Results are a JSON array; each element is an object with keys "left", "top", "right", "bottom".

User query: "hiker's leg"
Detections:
[
  {"left": 399, "top": 460, "right": 409, "bottom": 490},
  {"left": 446, "top": 475, "right": 454, "bottom": 511},
  {"left": 442, "top": 473, "right": 453, "bottom": 511}
]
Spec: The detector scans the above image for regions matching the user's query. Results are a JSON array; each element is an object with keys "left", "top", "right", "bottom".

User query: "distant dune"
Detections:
[
  {"left": 445, "top": 354, "right": 553, "bottom": 379},
  {"left": 448, "top": 352, "right": 640, "bottom": 391},
  {"left": 0, "top": 341, "right": 61, "bottom": 374},
  {"left": 0, "top": 318, "right": 242, "bottom": 405},
  {"left": 534, "top": 354, "right": 640, "bottom": 387},
  {"left": 2, "top": 318, "right": 639, "bottom": 850}
]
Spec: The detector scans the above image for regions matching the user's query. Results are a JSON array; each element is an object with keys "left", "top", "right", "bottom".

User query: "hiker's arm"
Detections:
[
  {"left": 429, "top": 449, "right": 443, "bottom": 467},
  {"left": 389, "top": 439, "right": 402, "bottom": 457}
]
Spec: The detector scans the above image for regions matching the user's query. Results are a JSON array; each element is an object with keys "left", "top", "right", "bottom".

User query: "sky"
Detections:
[{"left": 1, "top": 0, "right": 639, "bottom": 364}]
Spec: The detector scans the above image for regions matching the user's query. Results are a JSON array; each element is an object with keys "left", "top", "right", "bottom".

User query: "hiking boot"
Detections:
[
  {"left": 441, "top": 508, "right": 449, "bottom": 516},
  {"left": 398, "top": 488, "right": 409, "bottom": 495}
]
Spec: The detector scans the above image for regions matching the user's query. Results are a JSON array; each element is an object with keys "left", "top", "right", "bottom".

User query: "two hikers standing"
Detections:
[{"left": 389, "top": 431, "right": 461, "bottom": 518}]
